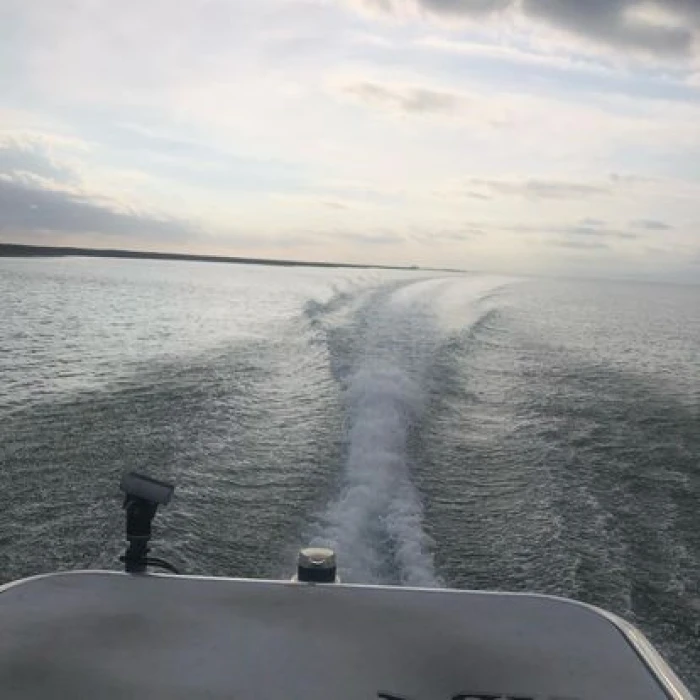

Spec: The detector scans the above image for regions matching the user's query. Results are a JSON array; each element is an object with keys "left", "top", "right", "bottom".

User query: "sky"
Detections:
[{"left": 1, "top": 0, "right": 699, "bottom": 280}]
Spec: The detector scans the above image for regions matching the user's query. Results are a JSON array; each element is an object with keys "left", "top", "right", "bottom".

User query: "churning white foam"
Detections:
[
  {"left": 313, "top": 361, "right": 438, "bottom": 584},
  {"left": 310, "top": 275, "right": 513, "bottom": 585}
]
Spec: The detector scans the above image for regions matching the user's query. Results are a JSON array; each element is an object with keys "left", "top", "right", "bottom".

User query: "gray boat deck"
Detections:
[{"left": 0, "top": 571, "right": 691, "bottom": 699}]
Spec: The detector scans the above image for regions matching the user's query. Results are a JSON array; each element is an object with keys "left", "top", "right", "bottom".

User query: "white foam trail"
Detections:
[
  {"left": 313, "top": 361, "right": 438, "bottom": 584},
  {"left": 311, "top": 275, "right": 516, "bottom": 585}
]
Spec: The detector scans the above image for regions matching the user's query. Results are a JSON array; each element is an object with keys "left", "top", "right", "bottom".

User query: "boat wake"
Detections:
[{"left": 307, "top": 275, "right": 512, "bottom": 585}]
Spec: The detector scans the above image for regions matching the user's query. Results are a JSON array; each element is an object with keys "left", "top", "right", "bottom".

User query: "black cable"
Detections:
[
  {"left": 144, "top": 557, "right": 181, "bottom": 575},
  {"left": 119, "top": 555, "right": 181, "bottom": 575}
]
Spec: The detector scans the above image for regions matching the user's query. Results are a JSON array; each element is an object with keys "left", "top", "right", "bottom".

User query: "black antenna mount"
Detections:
[{"left": 119, "top": 472, "right": 179, "bottom": 575}]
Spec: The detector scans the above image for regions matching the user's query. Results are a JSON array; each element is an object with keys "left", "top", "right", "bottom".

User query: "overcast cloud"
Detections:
[
  {"left": 0, "top": 175, "right": 195, "bottom": 241},
  {"left": 355, "top": 0, "right": 700, "bottom": 59},
  {"left": 0, "top": 0, "right": 698, "bottom": 279},
  {"left": 0, "top": 135, "right": 196, "bottom": 243}
]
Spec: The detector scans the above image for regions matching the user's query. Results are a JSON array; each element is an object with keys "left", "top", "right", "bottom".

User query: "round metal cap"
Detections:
[{"left": 297, "top": 547, "right": 337, "bottom": 583}]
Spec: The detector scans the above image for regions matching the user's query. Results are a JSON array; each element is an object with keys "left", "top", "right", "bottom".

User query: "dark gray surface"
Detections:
[{"left": 0, "top": 572, "right": 689, "bottom": 699}]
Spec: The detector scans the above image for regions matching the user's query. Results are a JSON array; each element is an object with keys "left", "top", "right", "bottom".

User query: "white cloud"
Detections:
[
  {"left": 466, "top": 177, "right": 612, "bottom": 199},
  {"left": 339, "top": 79, "right": 466, "bottom": 114},
  {"left": 415, "top": 35, "right": 617, "bottom": 75},
  {"left": 630, "top": 218, "right": 673, "bottom": 230},
  {"left": 0, "top": 133, "right": 82, "bottom": 185}
]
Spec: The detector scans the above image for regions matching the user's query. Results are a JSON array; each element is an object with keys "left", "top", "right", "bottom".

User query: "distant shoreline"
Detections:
[{"left": 0, "top": 243, "right": 438, "bottom": 272}]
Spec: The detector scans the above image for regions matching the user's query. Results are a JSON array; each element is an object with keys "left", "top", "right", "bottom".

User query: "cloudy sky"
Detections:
[{"left": 1, "top": 0, "right": 699, "bottom": 279}]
